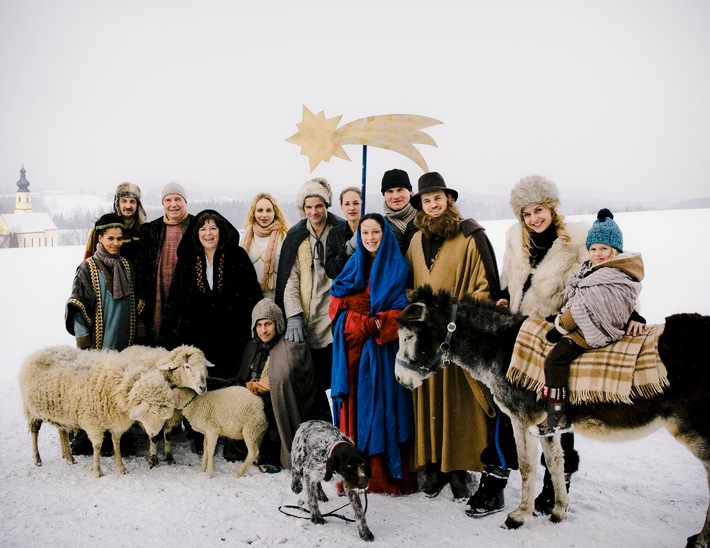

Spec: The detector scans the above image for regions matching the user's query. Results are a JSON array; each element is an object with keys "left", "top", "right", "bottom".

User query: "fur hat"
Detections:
[
  {"left": 509, "top": 175, "right": 560, "bottom": 220},
  {"left": 161, "top": 182, "right": 187, "bottom": 202},
  {"left": 114, "top": 182, "right": 147, "bottom": 223},
  {"left": 410, "top": 172, "right": 458, "bottom": 210},
  {"left": 586, "top": 208, "right": 623, "bottom": 251},
  {"left": 251, "top": 298, "right": 286, "bottom": 335},
  {"left": 295, "top": 178, "right": 332, "bottom": 217},
  {"left": 381, "top": 169, "right": 412, "bottom": 194}
]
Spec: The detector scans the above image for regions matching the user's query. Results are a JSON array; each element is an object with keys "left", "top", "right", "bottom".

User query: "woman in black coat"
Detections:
[{"left": 158, "top": 210, "right": 263, "bottom": 383}]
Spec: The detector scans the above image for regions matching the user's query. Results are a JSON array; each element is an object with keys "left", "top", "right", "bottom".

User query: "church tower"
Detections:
[{"left": 15, "top": 165, "right": 32, "bottom": 214}]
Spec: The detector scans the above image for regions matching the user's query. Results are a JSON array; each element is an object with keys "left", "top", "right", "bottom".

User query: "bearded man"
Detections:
[{"left": 406, "top": 172, "right": 501, "bottom": 501}]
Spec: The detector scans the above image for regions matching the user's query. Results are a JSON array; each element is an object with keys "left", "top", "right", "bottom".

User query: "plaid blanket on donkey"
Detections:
[{"left": 506, "top": 318, "right": 669, "bottom": 405}]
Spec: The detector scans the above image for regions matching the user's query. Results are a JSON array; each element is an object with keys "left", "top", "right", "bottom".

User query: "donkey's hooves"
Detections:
[
  {"left": 550, "top": 509, "right": 567, "bottom": 523},
  {"left": 504, "top": 515, "right": 524, "bottom": 530}
]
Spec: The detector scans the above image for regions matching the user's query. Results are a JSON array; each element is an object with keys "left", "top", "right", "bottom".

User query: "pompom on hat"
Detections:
[
  {"left": 161, "top": 182, "right": 188, "bottom": 202},
  {"left": 251, "top": 298, "right": 286, "bottom": 335},
  {"left": 586, "top": 208, "right": 623, "bottom": 252},
  {"left": 410, "top": 172, "right": 458, "bottom": 210},
  {"left": 509, "top": 175, "right": 560, "bottom": 220},
  {"left": 295, "top": 177, "right": 332, "bottom": 217},
  {"left": 381, "top": 169, "right": 412, "bottom": 193}
]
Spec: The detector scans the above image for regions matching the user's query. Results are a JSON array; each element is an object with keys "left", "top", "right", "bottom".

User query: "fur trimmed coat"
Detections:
[
  {"left": 501, "top": 221, "right": 589, "bottom": 318},
  {"left": 236, "top": 337, "right": 331, "bottom": 469},
  {"left": 407, "top": 221, "right": 499, "bottom": 473}
]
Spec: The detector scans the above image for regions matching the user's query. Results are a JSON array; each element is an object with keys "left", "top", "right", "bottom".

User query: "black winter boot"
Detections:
[
  {"left": 420, "top": 461, "right": 450, "bottom": 498},
  {"left": 465, "top": 464, "right": 510, "bottom": 518},
  {"left": 530, "top": 386, "right": 573, "bottom": 437},
  {"left": 534, "top": 469, "right": 571, "bottom": 515},
  {"left": 449, "top": 470, "right": 473, "bottom": 501}
]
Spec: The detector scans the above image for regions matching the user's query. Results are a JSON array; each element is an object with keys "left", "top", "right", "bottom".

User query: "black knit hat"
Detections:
[
  {"left": 410, "top": 172, "right": 458, "bottom": 210},
  {"left": 381, "top": 169, "right": 412, "bottom": 194}
]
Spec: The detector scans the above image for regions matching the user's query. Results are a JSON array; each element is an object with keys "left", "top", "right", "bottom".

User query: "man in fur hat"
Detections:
[
  {"left": 275, "top": 177, "right": 344, "bottom": 392},
  {"left": 381, "top": 168, "right": 418, "bottom": 255},
  {"left": 84, "top": 182, "right": 147, "bottom": 264}
]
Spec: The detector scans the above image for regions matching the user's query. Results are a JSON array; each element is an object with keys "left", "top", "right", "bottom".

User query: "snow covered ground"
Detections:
[{"left": 1, "top": 209, "right": 709, "bottom": 548}]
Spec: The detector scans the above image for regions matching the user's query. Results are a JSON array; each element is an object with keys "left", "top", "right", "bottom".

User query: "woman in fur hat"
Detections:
[
  {"left": 235, "top": 298, "right": 331, "bottom": 471},
  {"left": 241, "top": 193, "right": 290, "bottom": 300},
  {"left": 329, "top": 213, "right": 417, "bottom": 495},
  {"left": 157, "top": 209, "right": 262, "bottom": 383}
]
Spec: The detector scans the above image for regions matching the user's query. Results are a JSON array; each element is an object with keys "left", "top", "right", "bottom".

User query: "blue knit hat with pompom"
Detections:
[{"left": 586, "top": 208, "right": 623, "bottom": 251}]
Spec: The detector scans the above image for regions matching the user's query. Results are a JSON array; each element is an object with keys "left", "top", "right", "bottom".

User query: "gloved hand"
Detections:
[
  {"left": 546, "top": 315, "right": 569, "bottom": 343},
  {"left": 338, "top": 294, "right": 370, "bottom": 315},
  {"left": 285, "top": 315, "right": 305, "bottom": 343},
  {"left": 546, "top": 327, "right": 564, "bottom": 343},
  {"left": 75, "top": 335, "right": 91, "bottom": 350},
  {"left": 345, "top": 232, "right": 358, "bottom": 255},
  {"left": 347, "top": 316, "right": 379, "bottom": 347}
]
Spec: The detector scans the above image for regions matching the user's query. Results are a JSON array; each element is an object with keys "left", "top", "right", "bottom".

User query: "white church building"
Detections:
[{"left": 0, "top": 167, "right": 58, "bottom": 248}]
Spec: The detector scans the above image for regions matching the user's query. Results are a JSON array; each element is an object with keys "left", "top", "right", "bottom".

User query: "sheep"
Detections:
[
  {"left": 119, "top": 345, "right": 213, "bottom": 467},
  {"left": 173, "top": 386, "right": 268, "bottom": 478},
  {"left": 19, "top": 345, "right": 175, "bottom": 477}
]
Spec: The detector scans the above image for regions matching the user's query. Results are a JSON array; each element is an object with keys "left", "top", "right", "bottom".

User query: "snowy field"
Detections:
[{"left": 1, "top": 209, "right": 709, "bottom": 548}]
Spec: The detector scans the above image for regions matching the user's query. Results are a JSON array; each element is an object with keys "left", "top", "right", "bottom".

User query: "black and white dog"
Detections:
[{"left": 291, "top": 420, "right": 373, "bottom": 541}]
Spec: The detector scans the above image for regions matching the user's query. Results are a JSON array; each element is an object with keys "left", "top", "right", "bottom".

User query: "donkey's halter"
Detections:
[{"left": 396, "top": 303, "right": 458, "bottom": 375}]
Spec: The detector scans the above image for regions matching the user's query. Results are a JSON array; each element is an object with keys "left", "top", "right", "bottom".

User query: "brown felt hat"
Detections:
[{"left": 410, "top": 172, "right": 458, "bottom": 210}]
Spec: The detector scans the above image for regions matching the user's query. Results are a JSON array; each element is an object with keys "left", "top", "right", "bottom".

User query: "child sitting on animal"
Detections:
[{"left": 531, "top": 209, "right": 645, "bottom": 437}]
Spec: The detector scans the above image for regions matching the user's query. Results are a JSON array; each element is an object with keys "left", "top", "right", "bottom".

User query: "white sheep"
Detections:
[
  {"left": 119, "top": 345, "right": 213, "bottom": 467},
  {"left": 173, "top": 386, "right": 268, "bottom": 478},
  {"left": 19, "top": 345, "right": 175, "bottom": 477}
]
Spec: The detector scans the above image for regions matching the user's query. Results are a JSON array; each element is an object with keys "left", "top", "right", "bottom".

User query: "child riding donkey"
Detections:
[{"left": 532, "top": 209, "right": 645, "bottom": 437}]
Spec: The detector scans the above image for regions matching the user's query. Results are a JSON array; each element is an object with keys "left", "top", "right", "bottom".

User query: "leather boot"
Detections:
[
  {"left": 530, "top": 386, "right": 573, "bottom": 437},
  {"left": 449, "top": 470, "right": 473, "bottom": 500},
  {"left": 465, "top": 464, "right": 509, "bottom": 517},
  {"left": 420, "top": 461, "right": 450, "bottom": 498},
  {"left": 535, "top": 468, "right": 572, "bottom": 515}
]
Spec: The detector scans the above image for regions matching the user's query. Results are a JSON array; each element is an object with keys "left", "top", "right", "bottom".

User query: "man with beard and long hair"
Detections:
[{"left": 406, "top": 172, "right": 501, "bottom": 502}]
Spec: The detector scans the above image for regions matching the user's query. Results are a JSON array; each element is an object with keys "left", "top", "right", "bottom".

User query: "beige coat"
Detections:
[{"left": 407, "top": 229, "right": 497, "bottom": 473}]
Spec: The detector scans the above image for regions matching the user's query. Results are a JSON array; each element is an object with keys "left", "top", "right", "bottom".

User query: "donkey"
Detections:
[{"left": 394, "top": 285, "right": 710, "bottom": 548}]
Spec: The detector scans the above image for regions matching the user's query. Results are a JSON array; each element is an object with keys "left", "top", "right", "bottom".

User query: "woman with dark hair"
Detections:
[
  {"left": 158, "top": 209, "right": 262, "bottom": 383},
  {"left": 66, "top": 213, "right": 143, "bottom": 351},
  {"left": 329, "top": 213, "right": 417, "bottom": 495}
]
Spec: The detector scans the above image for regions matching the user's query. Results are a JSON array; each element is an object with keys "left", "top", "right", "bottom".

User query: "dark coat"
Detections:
[
  {"left": 138, "top": 214, "right": 194, "bottom": 342},
  {"left": 324, "top": 221, "right": 354, "bottom": 279},
  {"left": 386, "top": 217, "right": 418, "bottom": 256},
  {"left": 157, "top": 211, "right": 262, "bottom": 380},
  {"left": 274, "top": 212, "right": 345, "bottom": 309},
  {"left": 237, "top": 336, "right": 331, "bottom": 468}
]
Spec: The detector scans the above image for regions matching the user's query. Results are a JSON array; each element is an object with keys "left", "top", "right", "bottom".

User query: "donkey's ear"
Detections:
[{"left": 398, "top": 302, "right": 428, "bottom": 323}]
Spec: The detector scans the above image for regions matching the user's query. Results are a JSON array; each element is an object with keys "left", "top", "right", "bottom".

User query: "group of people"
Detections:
[{"left": 64, "top": 170, "right": 645, "bottom": 517}]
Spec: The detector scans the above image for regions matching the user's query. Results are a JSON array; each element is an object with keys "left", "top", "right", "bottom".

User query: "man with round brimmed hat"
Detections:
[
  {"left": 381, "top": 168, "right": 418, "bottom": 255},
  {"left": 275, "top": 177, "right": 345, "bottom": 392},
  {"left": 139, "top": 182, "right": 194, "bottom": 344},
  {"left": 406, "top": 171, "right": 501, "bottom": 502},
  {"left": 83, "top": 182, "right": 147, "bottom": 263}
]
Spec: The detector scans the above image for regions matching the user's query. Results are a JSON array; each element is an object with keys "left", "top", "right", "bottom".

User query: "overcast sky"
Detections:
[{"left": 1, "top": 0, "right": 708, "bottom": 207}]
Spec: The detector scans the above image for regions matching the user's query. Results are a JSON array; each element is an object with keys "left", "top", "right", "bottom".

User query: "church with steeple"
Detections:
[{"left": 0, "top": 166, "right": 58, "bottom": 248}]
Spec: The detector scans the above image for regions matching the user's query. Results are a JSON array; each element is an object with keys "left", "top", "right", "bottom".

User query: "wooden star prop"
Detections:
[{"left": 286, "top": 105, "right": 442, "bottom": 172}]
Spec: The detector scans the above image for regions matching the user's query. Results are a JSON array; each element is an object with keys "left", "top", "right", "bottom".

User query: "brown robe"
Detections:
[{"left": 407, "top": 226, "right": 497, "bottom": 473}]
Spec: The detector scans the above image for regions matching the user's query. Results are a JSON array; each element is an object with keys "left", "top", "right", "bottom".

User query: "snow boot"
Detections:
[
  {"left": 530, "top": 386, "right": 573, "bottom": 437},
  {"left": 449, "top": 470, "right": 473, "bottom": 501},
  {"left": 535, "top": 469, "right": 571, "bottom": 515},
  {"left": 420, "top": 461, "right": 449, "bottom": 498},
  {"left": 465, "top": 464, "right": 509, "bottom": 518}
]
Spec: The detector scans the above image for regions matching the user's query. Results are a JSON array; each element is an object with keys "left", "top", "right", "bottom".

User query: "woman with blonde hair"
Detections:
[{"left": 242, "top": 193, "right": 290, "bottom": 300}]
